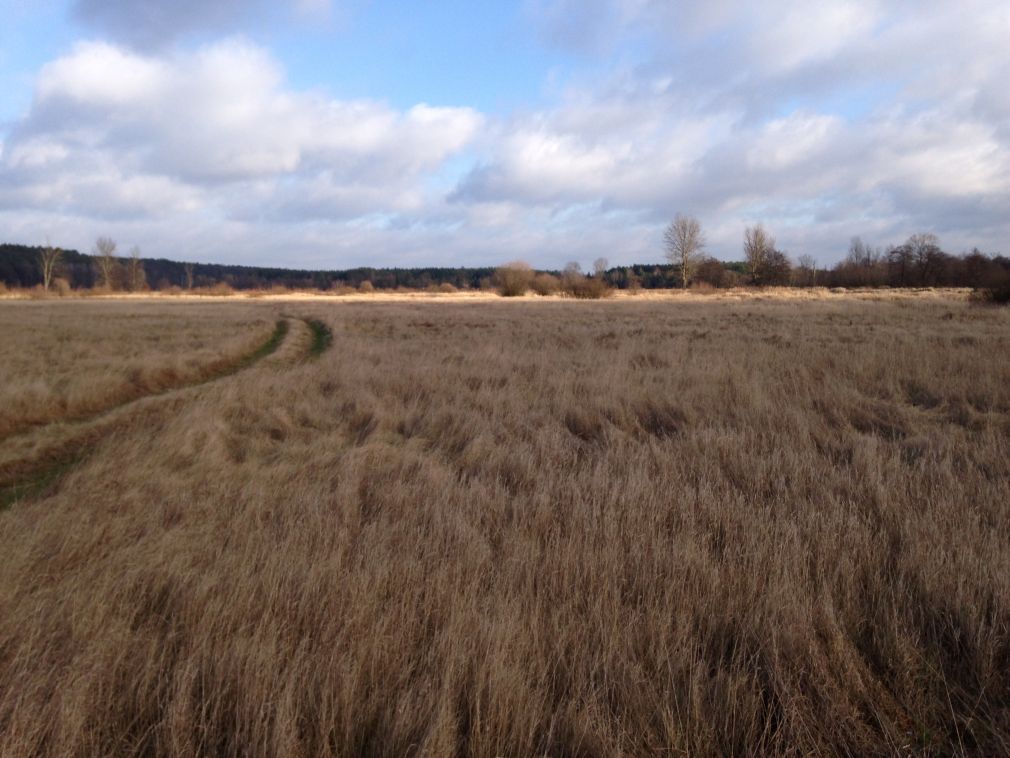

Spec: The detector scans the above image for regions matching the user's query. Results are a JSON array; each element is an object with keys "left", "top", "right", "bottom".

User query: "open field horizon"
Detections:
[
  {"left": 1, "top": 292, "right": 1008, "bottom": 755},
  {"left": 0, "top": 284, "right": 979, "bottom": 303}
]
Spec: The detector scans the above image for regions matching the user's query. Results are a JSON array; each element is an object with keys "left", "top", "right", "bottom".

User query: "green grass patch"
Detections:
[
  {"left": 306, "top": 319, "right": 333, "bottom": 358},
  {"left": 0, "top": 455, "right": 81, "bottom": 511},
  {"left": 234, "top": 319, "right": 288, "bottom": 371}
]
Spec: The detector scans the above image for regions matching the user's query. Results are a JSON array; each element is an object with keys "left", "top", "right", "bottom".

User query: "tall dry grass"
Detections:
[
  {"left": 0, "top": 300, "right": 276, "bottom": 439},
  {"left": 0, "top": 295, "right": 1008, "bottom": 755}
]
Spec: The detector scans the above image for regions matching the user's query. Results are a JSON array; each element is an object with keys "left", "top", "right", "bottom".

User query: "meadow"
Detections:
[
  {"left": 0, "top": 301, "right": 277, "bottom": 439},
  {"left": 0, "top": 291, "right": 1008, "bottom": 755}
]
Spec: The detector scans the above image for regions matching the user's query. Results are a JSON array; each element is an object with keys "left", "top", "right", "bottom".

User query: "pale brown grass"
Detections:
[
  {"left": 0, "top": 300, "right": 277, "bottom": 439},
  {"left": 0, "top": 294, "right": 1008, "bottom": 755}
]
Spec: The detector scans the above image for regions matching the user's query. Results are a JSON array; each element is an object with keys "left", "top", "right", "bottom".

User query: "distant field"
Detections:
[{"left": 1, "top": 293, "right": 1008, "bottom": 755}]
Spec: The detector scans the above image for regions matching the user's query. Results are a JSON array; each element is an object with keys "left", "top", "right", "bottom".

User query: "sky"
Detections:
[{"left": 0, "top": 0, "right": 1008, "bottom": 269}]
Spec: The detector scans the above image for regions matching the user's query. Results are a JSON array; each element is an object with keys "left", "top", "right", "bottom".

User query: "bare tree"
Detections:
[
  {"left": 797, "top": 254, "right": 817, "bottom": 287},
  {"left": 763, "top": 249, "right": 793, "bottom": 285},
  {"left": 664, "top": 214, "right": 706, "bottom": 288},
  {"left": 887, "top": 244, "right": 913, "bottom": 286},
  {"left": 906, "top": 232, "right": 946, "bottom": 285},
  {"left": 744, "top": 224, "right": 775, "bottom": 285},
  {"left": 39, "top": 240, "right": 62, "bottom": 292},
  {"left": 562, "top": 261, "right": 582, "bottom": 279},
  {"left": 592, "top": 257, "right": 608, "bottom": 278},
  {"left": 183, "top": 262, "right": 195, "bottom": 290},
  {"left": 127, "top": 246, "right": 147, "bottom": 292},
  {"left": 93, "top": 236, "right": 118, "bottom": 290}
]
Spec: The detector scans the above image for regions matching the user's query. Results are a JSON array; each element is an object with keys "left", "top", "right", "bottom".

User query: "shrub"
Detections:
[
  {"left": 531, "top": 273, "right": 560, "bottom": 296},
  {"left": 438, "top": 283, "right": 458, "bottom": 293},
  {"left": 193, "top": 282, "right": 235, "bottom": 297},
  {"left": 494, "top": 261, "right": 535, "bottom": 297},
  {"left": 694, "top": 258, "right": 727, "bottom": 288},
  {"left": 560, "top": 266, "right": 612, "bottom": 299},
  {"left": 971, "top": 285, "right": 1010, "bottom": 305},
  {"left": 358, "top": 281, "right": 375, "bottom": 293},
  {"left": 210, "top": 282, "right": 235, "bottom": 296},
  {"left": 690, "top": 281, "right": 717, "bottom": 295}
]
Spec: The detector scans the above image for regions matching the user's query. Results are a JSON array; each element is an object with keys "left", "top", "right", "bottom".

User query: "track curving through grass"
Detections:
[
  {"left": 0, "top": 318, "right": 296, "bottom": 510},
  {"left": 0, "top": 319, "right": 290, "bottom": 446}
]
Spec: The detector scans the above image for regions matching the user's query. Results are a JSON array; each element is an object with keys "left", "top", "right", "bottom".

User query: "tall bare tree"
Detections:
[
  {"left": 39, "top": 240, "right": 62, "bottom": 292},
  {"left": 664, "top": 214, "right": 706, "bottom": 288},
  {"left": 797, "top": 254, "right": 817, "bottom": 287},
  {"left": 592, "top": 257, "right": 608, "bottom": 278},
  {"left": 744, "top": 224, "right": 775, "bottom": 285},
  {"left": 127, "top": 246, "right": 147, "bottom": 292},
  {"left": 183, "top": 262, "right": 195, "bottom": 290},
  {"left": 93, "top": 236, "right": 118, "bottom": 290},
  {"left": 906, "top": 232, "right": 945, "bottom": 285}
]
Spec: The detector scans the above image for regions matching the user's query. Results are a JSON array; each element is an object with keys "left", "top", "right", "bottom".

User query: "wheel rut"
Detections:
[
  {"left": 0, "top": 316, "right": 333, "bottom": 509},
  {"left": 0, "top": 319, "right": 288, "bottom": 446}
]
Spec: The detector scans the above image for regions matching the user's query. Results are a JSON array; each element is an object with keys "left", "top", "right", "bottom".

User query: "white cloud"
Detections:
[
  {"left": 453, "top": 0, "right": 1010, "bottom": 262},
  {"left": 0, "top": 40, "right": 482, "bottom": 233},
  {"left": 2, "top": 0, "right": 1009, "bottom": 268}
]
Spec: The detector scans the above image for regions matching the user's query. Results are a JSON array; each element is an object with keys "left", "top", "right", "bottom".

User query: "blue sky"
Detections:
[{"left": 0, "top": 0, "right": 1008, "bottom": 269}]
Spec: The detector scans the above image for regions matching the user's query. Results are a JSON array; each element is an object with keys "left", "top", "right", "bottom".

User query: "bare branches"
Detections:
[
  {"left": 127, "top": 247, "right": 147, "bottom": 292},
  {"left": 744, "top": 224, "right": 774, "bottom": 284},
  {"left": 39, "top": 241, "right": 62, "bottom": 292},
  {"left": 93, "top": 237, "right": 118, "bottom": 291},
  {"left": 664, "top": 214, "right": 706, "bottom": 289}
]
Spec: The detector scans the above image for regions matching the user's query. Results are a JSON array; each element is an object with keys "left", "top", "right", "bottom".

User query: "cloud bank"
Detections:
[{"left": 1, "top": 0, "right": 1008, "bottom": 267}]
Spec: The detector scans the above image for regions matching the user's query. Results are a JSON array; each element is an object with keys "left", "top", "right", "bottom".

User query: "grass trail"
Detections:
[
  {"left": 306, "top": 318, "right": 333, "bottom": 357},
  {"left": 0, "top": 319, "right": 291, "bottom": 510}
]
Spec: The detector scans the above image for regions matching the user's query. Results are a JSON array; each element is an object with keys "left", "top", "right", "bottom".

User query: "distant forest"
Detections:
[{"left": 1, "top": 238, "right": 1008, "bottom": 292}]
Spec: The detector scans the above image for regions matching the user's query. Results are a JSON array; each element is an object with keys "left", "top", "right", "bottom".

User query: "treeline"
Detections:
[
  {"left": 0, "top": 244, "right": 98, "bottom": 289},
  {"left": 2, "top": 232, "right": 1008, "bottom": 295},
  {"left": 609, "top": 243, "right": 1010, "bottom": 291},
  {"left": 0, "top": 242, "right": 496, "bottom": 292},
  {"left": 810, "top": 235, "right": 1010, "bottom": 290}
]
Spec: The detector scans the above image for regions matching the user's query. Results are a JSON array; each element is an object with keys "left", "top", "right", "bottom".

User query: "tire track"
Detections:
[
  {"left": 0, "top": 316, "right": 331, "bottom": 510},
  {"left": 306, "top": 318, "right": 333, "bottom": 357},
  {"left": 0, "top": 319, "right": 288, "bottom": 446}
]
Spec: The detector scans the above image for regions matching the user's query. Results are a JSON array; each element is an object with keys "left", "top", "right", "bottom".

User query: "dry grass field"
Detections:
[
  {"left": 0, "top": 292, "right": 1008, "bottom": 756},
  {"left": 0, "top": 301, "right": 277, "bottom": 439}
]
